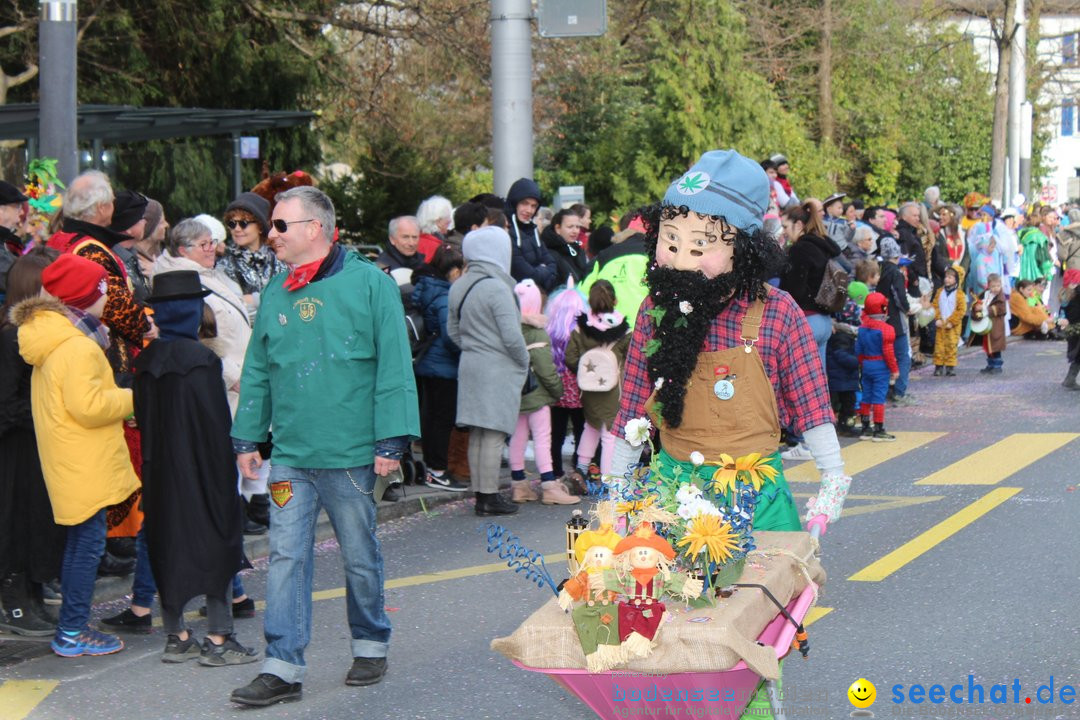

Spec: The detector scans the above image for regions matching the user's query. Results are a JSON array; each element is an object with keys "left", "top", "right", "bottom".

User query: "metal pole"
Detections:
[
  {"left": 39, "top": 0, "right": 78, "bottom": 185},
  {"left": 1020, "top": 101, "right": 1033, "bottom": 199},
  {"left": 232, "top": 133, "right": 242, "bottom": 199},
  {"left": 490, "top": 0, "right": 533, "bottom": 197},
  {"left": 1007, "top": 0, "right": 1026, "bottom": 204},
  {"left": 91, "top": 137, "right": 102, "bottom": 171}
]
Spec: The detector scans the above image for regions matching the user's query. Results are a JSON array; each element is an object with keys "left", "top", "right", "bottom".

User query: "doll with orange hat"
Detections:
[
  {"left": 592, "top": 521, "right": 704, "bottom": 658},
  {"left": 558, "top": 503, "right": 625, "bottom": 671}
]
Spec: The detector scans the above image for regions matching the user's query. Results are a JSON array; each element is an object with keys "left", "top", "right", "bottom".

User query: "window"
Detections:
[
  {"left": 1065, "top": 33, "right": 1078, "bottom": 66},
  {"left": 1064, "top": 99, "right": 1075, "bottom": 137}
]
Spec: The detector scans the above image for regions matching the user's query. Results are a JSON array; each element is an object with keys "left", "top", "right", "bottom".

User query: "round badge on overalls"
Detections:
[{"left": 714, "top": 379, "right": 735, "bottom": 400}]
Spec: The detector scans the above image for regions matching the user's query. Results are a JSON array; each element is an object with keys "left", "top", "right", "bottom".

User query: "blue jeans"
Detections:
[
  {"left": 806, "top": 313, "right": 833, "bottom": 375},
  {"left": 893, "top": 334, "right": 911, "bottom": 397},
  {"left": 132, "top": 524, "right": 157, "bottom": 608},
  {"left": 262, "top": 464, "right": 389, "bottom": 683},
  {"left": 58, "top": 509, "right": 107, "bottom": 633}
]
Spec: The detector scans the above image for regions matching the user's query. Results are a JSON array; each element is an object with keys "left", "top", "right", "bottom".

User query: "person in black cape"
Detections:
[{"left": 134, "top": 270, "right": 257, "bottom": 666}]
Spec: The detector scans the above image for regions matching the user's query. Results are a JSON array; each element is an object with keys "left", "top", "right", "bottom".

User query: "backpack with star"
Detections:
[{"left": 576, "top": 343, "right": 620, "bottom": 392}]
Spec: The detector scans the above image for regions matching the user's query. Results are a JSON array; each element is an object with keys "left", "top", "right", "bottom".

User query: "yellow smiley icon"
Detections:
[{"left": 848, "top": 678, "right": 876, "bottom": 709}]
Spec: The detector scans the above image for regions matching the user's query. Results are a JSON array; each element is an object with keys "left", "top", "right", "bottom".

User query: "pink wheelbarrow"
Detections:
[{"left": 513, "top": 517, "right": 829, "bottom": 720}]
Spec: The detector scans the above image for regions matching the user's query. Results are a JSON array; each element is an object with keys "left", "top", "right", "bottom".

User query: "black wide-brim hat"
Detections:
[
  {"left": 147, "top": 270, "right": 211, "bottom": 303},
  {"left": 823, "top": 192, "right": 846, "bottom": 208}
]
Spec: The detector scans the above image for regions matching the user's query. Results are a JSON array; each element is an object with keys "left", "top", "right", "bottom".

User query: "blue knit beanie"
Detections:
[{"left": 663, "top": 150, "right": 771, "bottom": 233}]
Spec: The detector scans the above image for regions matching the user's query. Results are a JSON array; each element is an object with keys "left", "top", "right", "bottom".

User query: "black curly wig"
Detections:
[{"left": 639, "top": 203, "right": 788, "bottom": 429}]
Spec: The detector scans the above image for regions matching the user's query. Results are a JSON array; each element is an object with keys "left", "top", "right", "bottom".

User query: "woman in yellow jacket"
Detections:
[{"left": 11, "top": 254, "right": 137, "bottom": 658}]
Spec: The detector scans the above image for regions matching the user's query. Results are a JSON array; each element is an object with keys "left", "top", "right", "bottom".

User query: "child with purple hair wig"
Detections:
[{"left": 545, "top": 284, "right": 588, "bottom": 490}]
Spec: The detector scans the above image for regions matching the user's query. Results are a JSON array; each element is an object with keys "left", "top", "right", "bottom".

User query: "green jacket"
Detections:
[
  {"left": 519, "top": 319, "right": 563, "bottom": 415},
  {"left": 233, "top": 251, "right": 420, "bottom": 468}
]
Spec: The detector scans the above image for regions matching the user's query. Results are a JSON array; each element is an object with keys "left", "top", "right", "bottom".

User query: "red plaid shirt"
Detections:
[{"left": 614, "top": 289, "right": 834, "bottom": 438}]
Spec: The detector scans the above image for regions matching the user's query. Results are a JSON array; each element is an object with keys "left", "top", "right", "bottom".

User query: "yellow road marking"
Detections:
[
  {"left": 804, "top": 607, "right": 833, "bottom": 627},
  {"left": 848, "top": 487, "right": 1022, "bottom": 582},
  {"left": 0, "top": 679, "right": 59, "bottom": 720},
  {"left": 785, "top": 432, "right": 946, "bottom": 483},
  {"left": 791, "top": 492, "right": 944, "bottom": 518},
  {"left": 915, "top": 433, "right": 1079, "bottom": 485}
]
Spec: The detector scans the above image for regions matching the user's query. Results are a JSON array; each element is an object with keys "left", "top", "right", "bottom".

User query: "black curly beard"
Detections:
[{"left": 640, "top": 203, "right": 785, "bottom": 428}]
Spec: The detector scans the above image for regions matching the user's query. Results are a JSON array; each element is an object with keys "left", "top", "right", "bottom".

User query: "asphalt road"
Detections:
[{"left": 2, "top": 338, "right": 1078, "bottom": 720}]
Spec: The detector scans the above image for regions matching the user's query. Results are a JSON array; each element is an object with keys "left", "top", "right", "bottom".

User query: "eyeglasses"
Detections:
[
  {"left": 271, "top": 218, "right": 316, "bottom": 234},
  {"left": 188, "top": 240, "right": 216, "bottom": 252},
  {"left": 226, "top": 219, "right": 253, "bottom": 230}
]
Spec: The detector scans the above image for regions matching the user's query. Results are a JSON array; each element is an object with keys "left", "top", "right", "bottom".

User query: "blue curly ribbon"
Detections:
[{"left": 483, "top": 524, "right": 559, "bottom": 596}]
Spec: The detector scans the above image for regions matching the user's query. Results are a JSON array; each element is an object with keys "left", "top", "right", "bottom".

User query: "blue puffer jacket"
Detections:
[
  {"left": 826, "top": 328, "right": 860, "bottom": 393},
  {"left": 411, "top": 274, "right": 460, "bottom": 379}
]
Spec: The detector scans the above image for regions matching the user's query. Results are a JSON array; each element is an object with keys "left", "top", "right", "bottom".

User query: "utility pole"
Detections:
[
  {"left": 39, "top": 0, "right": 78, "bottom": 184},
  {"left": 490, "top": 0, "right": 533, "bottom": 197},
  {"left": 989, "top": 0, "right": 1017, "bottom": 206},
  {"left": 1007, "top": 0, "right": 1026, "bottom": 204}
]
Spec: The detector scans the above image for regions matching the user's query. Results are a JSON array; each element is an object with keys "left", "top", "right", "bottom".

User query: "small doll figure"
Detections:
[
  {"left": 594, "top": 522, "right": 704, "bottom": 658},
  {"left": 558, "top": 522, "right": 624, "bottom": 672}
]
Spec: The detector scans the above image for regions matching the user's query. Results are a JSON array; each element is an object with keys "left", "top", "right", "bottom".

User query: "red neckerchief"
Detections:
[{"left": 283, "top": 257, "right": 324, "bottom": 292}]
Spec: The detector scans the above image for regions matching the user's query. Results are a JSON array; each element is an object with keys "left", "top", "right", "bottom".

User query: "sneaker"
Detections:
[
  {"left": 979, "top": 367, "right": 994, "bottom": 374},
  {"left": 243, "top": 518, "right": 268, "bottom": 535},
  {"left": 872, "top": 427, "right": 897, "bottom": 442},
  {"left": 101, "top": 608, "right": 152, "bottom": 634},
  {"left": 945, "top": 367, "right": 956, "bottom": 377},
  {"left": 51, "top": 628, "right": 124, "bottom": 657},
  {"left": 230, "top": 673, "right": 302, "bottom": 707},
  {"left": 779, "top": 443, "right": 813, "bottom": 461},
  {"left": 162, "top": 633, "right": 202, "bottom": 663},
  {"left": 424, "top": 470, "right": 469, "bottom": 492},
  {"left": 858, "top": 424, "right": 874, "bottom": 441},
  {"left": 346, "top": 657, "right": 387, "bottom": 686},
  {"left": 933, "top": 366, "right": 943, "bottom": 377},
  {"left": 199, "top": 596, "right": 256, "bottom": 619},
  {"left": 891, "top": 394, "right": 917, "bottom": 407},
  {"left": 199, "top": 634, "right": 260, "bottom": 666}
]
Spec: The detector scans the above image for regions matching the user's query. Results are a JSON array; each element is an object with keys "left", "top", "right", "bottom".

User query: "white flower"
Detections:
[
  {"left": 679, "top": 301, "right": 694, "bottom": 314},
  {"left": 624, "top": 417, "right": 652, "bottom": 447},
  {"left": 675, "top": 483, "right": 702, "bottom": 505},
  {"left": 691, "top": 499, "right": 721, "bottom": 517},
  {"left": 677, "top": 504, "right": 696, "bottom": 520},
  {"left": 654, "top": 377, "right": 665, "bottom": 390},
  {"left": 689, "top": 451, "right": 705, "bottom": 467}
]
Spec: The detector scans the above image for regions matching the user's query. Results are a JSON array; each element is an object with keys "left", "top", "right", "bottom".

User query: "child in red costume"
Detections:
[{"left": 855, "top": 292, "right": 900, "bottom": 442}]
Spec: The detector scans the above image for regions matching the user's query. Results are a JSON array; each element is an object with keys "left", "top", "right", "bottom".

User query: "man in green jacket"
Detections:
[{"left": 229, "top": 187, "right": 419, "bottom": 707}]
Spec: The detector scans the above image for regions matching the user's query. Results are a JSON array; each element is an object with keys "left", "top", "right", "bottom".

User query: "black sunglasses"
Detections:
[
  {"left": 271, "top": 218, "right": 316, "bottom": 234},
  {"left": 226, "top": 219, "right": 253, "bottom": 230}
]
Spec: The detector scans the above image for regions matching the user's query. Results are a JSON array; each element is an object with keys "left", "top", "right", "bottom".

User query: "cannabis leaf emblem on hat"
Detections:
[{"left": 675, "top": 171, "right": 710, "bottom": 195}]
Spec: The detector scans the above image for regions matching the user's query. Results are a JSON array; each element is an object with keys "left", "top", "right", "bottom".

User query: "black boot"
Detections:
[
  {"left": 475, "top": 492, "right": 519, "bottom": 516},
  {"left": 945, "top": 366, "right": 956, "bottom": 376},
  {"left": 1063, "top": 362, "right": 1080, "bottom": 390},
  {"left": 933, "top": 365, "right": 944, "bottom": 377},
  {"left": 0, "top": 573, "right": 56, "bottom": 637}
]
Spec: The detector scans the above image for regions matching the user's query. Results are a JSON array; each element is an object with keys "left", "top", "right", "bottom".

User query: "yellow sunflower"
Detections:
[
  {"left": 675, "top": 514, "right": 739, "bottom": 565},
  {"left": 708, "top": 454, "right": 738, "bottom": 494},
  {"left": 735, "top": 453, "right": 779, "bottom": 491}
]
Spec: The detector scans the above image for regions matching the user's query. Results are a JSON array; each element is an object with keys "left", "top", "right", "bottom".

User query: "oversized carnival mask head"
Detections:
[{"left": 641, "top": 150, "right": 786, "bottom": 429}]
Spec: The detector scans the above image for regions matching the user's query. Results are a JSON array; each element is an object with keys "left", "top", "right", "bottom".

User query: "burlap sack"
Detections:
[{"left": 491, "top": 531, "right": 825, "bottom": 681}]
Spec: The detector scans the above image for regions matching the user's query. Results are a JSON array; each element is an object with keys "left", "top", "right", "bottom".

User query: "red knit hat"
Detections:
[
  {"left": 863, "top": 291, "right": 888, "bottom": 317},
  {"left": 42, "top": 254, "right": 107, "bottom": 310}
]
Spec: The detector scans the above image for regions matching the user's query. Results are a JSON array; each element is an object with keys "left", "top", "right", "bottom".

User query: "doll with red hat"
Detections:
[
  {"left": 855, "top": 292, "right": 899, "bottom": 441},
  {"left": 592, "top": 521, "right": 703, "bottom": 659}
]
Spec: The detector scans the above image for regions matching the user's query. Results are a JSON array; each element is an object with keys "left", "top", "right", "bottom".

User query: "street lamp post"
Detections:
[
  {"left": 39, "top": 0, "right": 78, "bottom": 185},
  {"left": 490, "top": 0, "right": 533, "bottom": 197}
]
